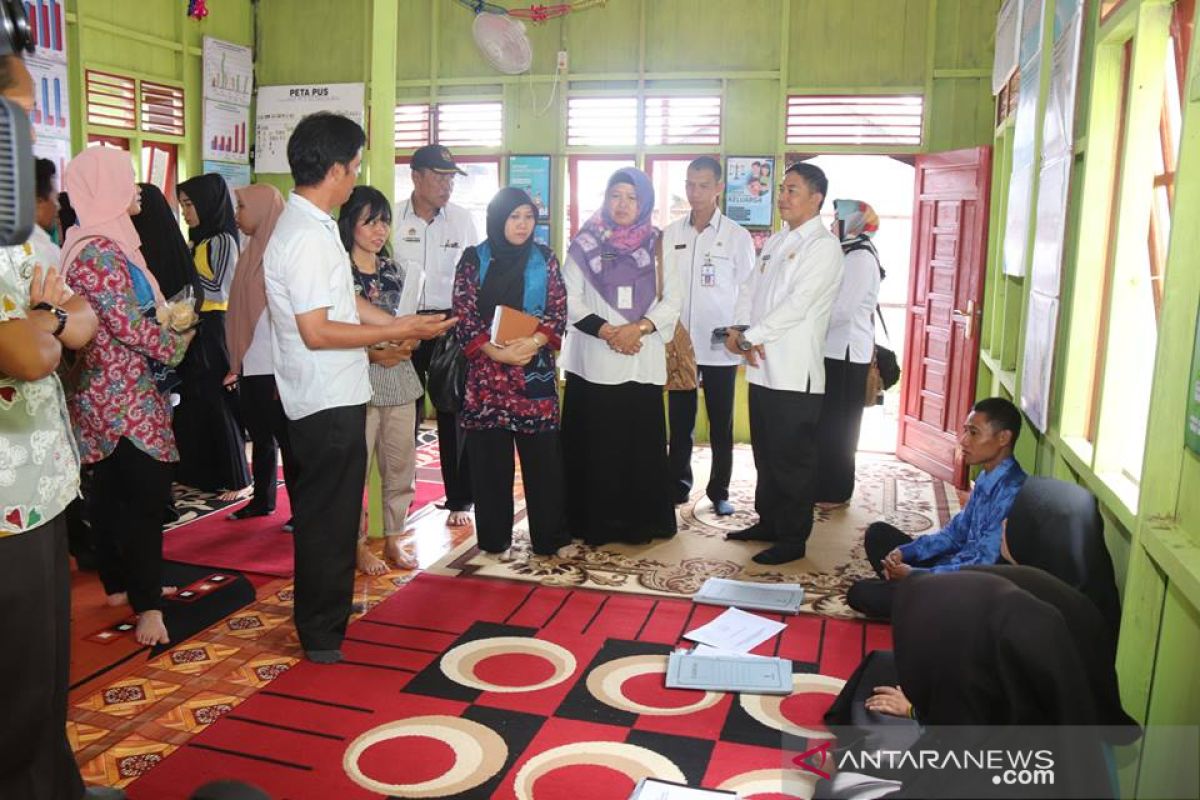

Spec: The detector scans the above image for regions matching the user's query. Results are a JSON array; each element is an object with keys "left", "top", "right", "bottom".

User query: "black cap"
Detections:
[{"left": 411, "top": 144, "right": 466, "bottom": 176}]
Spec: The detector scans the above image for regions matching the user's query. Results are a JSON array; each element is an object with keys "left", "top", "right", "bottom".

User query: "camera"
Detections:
[{"left": 0, "top": 0, "right": 37, "bottom": 246}]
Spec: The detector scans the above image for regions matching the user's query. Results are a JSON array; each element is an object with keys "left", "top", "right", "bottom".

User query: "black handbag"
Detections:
[
  {"left": 875, "top": 343, "right": 900, "bottom": 390},
  {"left": 427, "top": 332, "right": 466, "bottom": 413}
]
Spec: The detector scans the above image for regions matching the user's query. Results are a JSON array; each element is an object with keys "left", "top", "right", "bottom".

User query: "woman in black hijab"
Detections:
[
  {"left": 885, "top": 570, "right": 1124, "bottom": 798},
  {"left": 173, "top": 174, "right": 248, "bottom": 497},
  {"left": 451, "top": 187, "right": 569, "bottom": 560},
  {"left": 132, "top": 183, "right": 198, "bottom": 301}
]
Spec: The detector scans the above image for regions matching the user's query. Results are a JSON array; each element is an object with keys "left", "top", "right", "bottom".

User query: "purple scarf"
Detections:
[{"left": 567, "top": 167, "right": 659, "bottom": 323}]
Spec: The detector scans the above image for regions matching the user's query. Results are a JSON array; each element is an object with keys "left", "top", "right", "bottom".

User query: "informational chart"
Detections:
[
  {"left": 203, "top": 100, "right": 250, "bottom": 164},
  {"left": 254, "top": 83, "right": 365, "bottom": 174},
  {"left": 203, "top": 37, "right": 254, "bottom": 106}
]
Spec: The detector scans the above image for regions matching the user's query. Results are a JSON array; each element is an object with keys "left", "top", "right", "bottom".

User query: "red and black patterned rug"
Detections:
[{"left": 127, "top": 572, "right": 890, "bottom": 799}]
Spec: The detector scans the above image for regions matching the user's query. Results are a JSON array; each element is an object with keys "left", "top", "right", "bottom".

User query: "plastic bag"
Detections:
[{"left": 156, "top": 285, "right": 200, "bottom": 332}]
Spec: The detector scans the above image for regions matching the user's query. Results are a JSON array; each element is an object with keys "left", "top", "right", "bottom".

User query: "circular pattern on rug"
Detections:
[
  {"left": 718, "top": 768, "right": 818, "bottom": 799},
  {"left": 738, "top": 673, "right": 846, "bottom": 738},
  {"left": 586, "top": 654, "right": 723, "bottom": 716},
  {"left": 440, "top": 636, "right": 576, "bottom": 693},
  {"left": 512, "top": 741, "right": 686, "bottom": 800},
  {"left": 343, "top": 715, "right": 508, "bottom": 797}
]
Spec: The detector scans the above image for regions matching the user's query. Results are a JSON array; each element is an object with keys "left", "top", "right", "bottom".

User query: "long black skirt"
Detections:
[
  {"left": 173, "top": 310, "right": 249, "bottom": 492},
  {"left": 562, "top": 373, "right": 677, "bottom": 546}
]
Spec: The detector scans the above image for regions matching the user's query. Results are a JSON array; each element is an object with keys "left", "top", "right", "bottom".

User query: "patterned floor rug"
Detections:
[{"left": 428, "top": 448, "right": 959, "bottom": 618}]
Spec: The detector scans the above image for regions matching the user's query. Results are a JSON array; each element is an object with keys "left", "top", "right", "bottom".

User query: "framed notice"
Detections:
[
  {"left": 254, "top": 83, "right": 365, "bottom": 174},
  {"left": 507, "top": 155, "right": 552, "bottom": 221},
  {"left": 725, "top": 156, "right": 774, "bottom": 228},
  {"left": 534, "top": 223, "right": 551, "bottom": 247},
  {"left": 203, "top": 37, "right": 253, "bottom": 106}
]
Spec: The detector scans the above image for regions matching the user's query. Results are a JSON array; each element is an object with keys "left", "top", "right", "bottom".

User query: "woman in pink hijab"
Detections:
[
  {"left": 222, "top": 183, "right": 298, "bottom": 525},
  {"left": 63, "top": 147, "right": 194, "bottom": 647}
]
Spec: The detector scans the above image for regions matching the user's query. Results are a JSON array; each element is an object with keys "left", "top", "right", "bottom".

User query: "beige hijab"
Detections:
[{"left": 225, "top": 184, "right": 285, "bottom": 375}]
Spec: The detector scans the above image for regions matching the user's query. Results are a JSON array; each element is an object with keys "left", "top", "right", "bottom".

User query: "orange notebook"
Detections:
[{"left": 490, "top": 305, "right": 540, "bottom": 346}]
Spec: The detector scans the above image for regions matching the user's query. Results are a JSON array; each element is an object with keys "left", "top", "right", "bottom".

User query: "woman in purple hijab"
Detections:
[{"left": 559, "top": 168, "right": 682, "bottom": 546}]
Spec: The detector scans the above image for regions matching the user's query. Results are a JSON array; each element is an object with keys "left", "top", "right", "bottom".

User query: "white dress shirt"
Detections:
[
  {"left": 734, "top": 216, "right": 844, "bottom": 392},
  {"left": 660, "top": 208, "right": 756, "bottom": 366},
  {"left": 391, "top": 197, "right": 480, "bottom": 311},
  {"left": 559, "top": 253, "right": 683, "bottom": 386},
  {"left": 823, "top": 245, "right": 881, "bottom": 363},
  {"left": 264, "top": 192, "right": 370, "bottom": 420}
]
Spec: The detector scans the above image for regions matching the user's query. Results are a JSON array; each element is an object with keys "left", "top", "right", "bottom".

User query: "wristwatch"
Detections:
[
  {"left": 736, "top": 334, "right": 754, "bottom": 352},
  {"left": 31, "top": 302, "right": 68, "bottom": 337}
]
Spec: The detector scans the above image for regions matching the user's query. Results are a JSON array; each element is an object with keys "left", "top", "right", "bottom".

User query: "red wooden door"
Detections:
[{"left": 897, "top": 147, "right": 991, "bottom": 489}]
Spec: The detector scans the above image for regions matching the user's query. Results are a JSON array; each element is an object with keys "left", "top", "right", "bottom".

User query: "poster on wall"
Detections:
[
  {"left": 725, "top": 157, "right": 774, "bottom": 228},
  {"left": 1186, "top": 306, "right": 1200, "bottom": 454},
  {"left": 255, "top": 83, "right": 365, "bottom": 174},
  {"left": 203, "top": 37, "right": 254, "bottom": 107},
  {"left": 1020, "top": 291, "right": 1058, "bottom": 433},
  {"left": 1019, "top": 0, "right": 1044, "bottom": 68},
  {"left": 1029, "top": 153, "right": 1072, "bottom": 298},
  {"left": 32, "top": 135, "right": 70, "bottom": 180},
  {"left": 534, "top": 223, "right": 551, "bottom": 247},
  {"left": 203, "top": 100, "right": 250, "bottom": 164},
  {"left": 1003, "top": 57, "right": 1041, "bottom": 277},
  {"left": 1042, "top": 8, "right": 1083, "bottom": 160},
  {"left": 25, "top": 53, "right": 69, "bottom": 144},
  {"left": 24, "top": 0, "right": 68, "bottom": 62},
  {"left": 993, "top": 0, "right": 1021, "bottom": 94},
  {"left": 507, "top": 155, "right": 551, "bottom": 220},
  {"left": 202, "top": 160, "right": 252, "bottom": 190}
]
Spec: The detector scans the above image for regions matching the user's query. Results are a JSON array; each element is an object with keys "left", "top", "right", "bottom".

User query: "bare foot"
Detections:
[
  {"left": 384, "top": 537, "right": 419, "bottom": 570},
  {"left": 135, "top": 610, "right": 170, "bottom": 646},
  {"left": 356, "top": 541, "right": 389, "bottom": 576},
  {"left": 161, "top": 586, "right": 178, "bottom": 597},
  {"left": 447, "top": 510, "right": 472, "bottom": 527},
  {"left": 218, "top": 487, "right": 251, "bottom": 502},
  {"left": 106, "top": 592, "right": 128, "bottom": 607}
]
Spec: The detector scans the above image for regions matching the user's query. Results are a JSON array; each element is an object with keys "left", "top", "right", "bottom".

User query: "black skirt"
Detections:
[
  {"left": 561, "top": 373, "right": 676, "bottom": 546},
  {"left": 173, "top": 310, "right": 249, "bottom": 492}
]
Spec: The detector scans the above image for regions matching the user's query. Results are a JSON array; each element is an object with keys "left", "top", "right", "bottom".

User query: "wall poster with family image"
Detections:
[
  {"left": 725, "top": 156, "right": 775, "bottom": 228},
  {"left": 507, "top": 155, "right": 552, "bottom": 221}
]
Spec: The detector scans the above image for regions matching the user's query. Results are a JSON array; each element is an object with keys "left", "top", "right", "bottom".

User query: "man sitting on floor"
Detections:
[{"left": 846, "top": 396, "right": 1027, "bottom": 620}]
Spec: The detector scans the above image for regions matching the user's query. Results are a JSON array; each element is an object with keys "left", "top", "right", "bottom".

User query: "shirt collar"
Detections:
[
  {"left": 403, "top": 194, "right": 444, "bottom": 223},
  {"left": 976, "top": 455, "right": 1019, "bottom": 490},
  {"left": 288, "top": 192, "right": 335, "bottom": 225},
  {"left": 687, "top": 206, "right": 723, "bottom": 232}
]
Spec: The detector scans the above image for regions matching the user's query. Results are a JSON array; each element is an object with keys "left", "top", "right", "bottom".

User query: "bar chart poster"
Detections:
[
  {"left": 26, "top": 54, "right": 70, "bottom": 143},
  {"left": 203, "top": 100, "right": 250, "bottom": 164},
  {"left": 255, "top": 83, "right": 365, "bottom": 173},
  {"left": 203, "top": 37, "right": 253, "bottom": 106},
  {"left": 23, "top": 0, "right": 68, "bottom": 63}
]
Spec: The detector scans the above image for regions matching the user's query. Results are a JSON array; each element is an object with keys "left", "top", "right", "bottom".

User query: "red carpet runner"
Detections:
[{"left": 128, "top": 573, "right": 890, "bottom": 799}]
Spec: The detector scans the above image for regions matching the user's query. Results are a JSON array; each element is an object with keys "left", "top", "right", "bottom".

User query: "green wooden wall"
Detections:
[{"left": 67, "top": 0, "right": 254, "bottom": 180}]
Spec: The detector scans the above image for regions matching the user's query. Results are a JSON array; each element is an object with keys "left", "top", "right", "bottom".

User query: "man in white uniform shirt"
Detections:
[
  {"left": 393, "top": 144, "right": 481, "bottom": 526},
  {"left": 662, "top": 157, "right": 755, "bottom": 516},
  {"left": 264, "top": 113, "right": 454, "bottom": 663},
  {"left": 725, "top": 162, "right": 844, "bottom": 565},
  {"left": 30, "top": 159, "right": 61, "bottom": 269}
]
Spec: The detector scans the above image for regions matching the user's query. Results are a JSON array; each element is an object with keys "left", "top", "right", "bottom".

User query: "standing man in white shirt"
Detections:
[
  {"left": 393, "top": 144, "right": 481, "bottom": 527},
  {"left": 662, "top": 157, "right": 755, "bottom": 516},
  {"left": 724, "top": 163, "right": 844, "bottom": 564},
  {"left": 264, "top": 113, "right": 455, "bottom": 663}
]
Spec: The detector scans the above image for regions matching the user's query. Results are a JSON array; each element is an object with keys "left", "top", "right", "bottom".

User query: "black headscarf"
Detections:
[
  {"left": 478, "top": 187, "right": 537, "bottom": 321},
  {"left": 967, "top": 565, "right": 1140, "bottom": 742},
  {"left": 178, "top": 173, "right": 239, "bottom": 247},
  {"left": 132, "top": 182, "right": 199, "bottom": 301},
  {"left": 891, "top": 571, "right": 1115, "bottom": 798}
]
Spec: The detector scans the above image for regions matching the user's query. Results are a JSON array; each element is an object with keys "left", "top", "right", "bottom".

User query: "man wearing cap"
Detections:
[{"left": 394, "top": 145, "right": 482, "bottom": 526}]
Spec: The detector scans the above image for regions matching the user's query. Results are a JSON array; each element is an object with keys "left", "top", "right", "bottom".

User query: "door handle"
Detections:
[{"left": 952, "top": 299, "right": 975, "bottom": 340}]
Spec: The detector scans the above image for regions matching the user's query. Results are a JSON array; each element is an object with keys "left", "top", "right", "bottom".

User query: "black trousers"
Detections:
[
  {"left": 288, "top": 404, "right": 367, "bottom": 652},
  {"left": 239, "top": 374, "right": 298, "bottom": 512},
  {"left": 748, "top": 383, "right": 822, "bottom": 545},
  {"left": 466, "top": 428, "right": 567, "bottom": 556},
  {"left": 90, "top": 437, "right": 174, "bottom": 612},
  {"left": 815, "top": 354, "right": 871, "bottom": 503},
  {"left": 413, "top": 327, "right": 473, "bottom": 512},
  {"left": 846, "top": 522, "right": 937, "bottom": 620},
  {"left": 668, "top": 364, "right": 737, "bottom": 503},
  {"left": 0, "top": 514, "right": 84, "bottom": 800}
]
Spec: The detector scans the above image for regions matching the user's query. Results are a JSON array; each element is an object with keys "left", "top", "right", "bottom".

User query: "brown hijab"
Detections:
[{"left": 225, "top": 184, "right": 285, "bottom": 375}]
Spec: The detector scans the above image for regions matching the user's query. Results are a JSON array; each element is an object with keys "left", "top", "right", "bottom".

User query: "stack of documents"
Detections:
[
  {"left": 693, "top": 578, "right": 804, "bottom": 614},
  {"left": 628, "top": 778, "right": 737, "bottom": 798},
  {"left": 667, "top": 607, "right": 794, "bottom": 694}
]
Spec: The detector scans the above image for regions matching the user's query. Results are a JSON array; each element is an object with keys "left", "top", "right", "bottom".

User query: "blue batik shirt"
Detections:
[{"left": 899, "top": 456, "right": 1027, "bottom": 573}]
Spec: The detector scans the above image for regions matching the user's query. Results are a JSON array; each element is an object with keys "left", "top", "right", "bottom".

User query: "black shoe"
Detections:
[
  {"left": 84, "top": 787, "right": 127, "bottom": 799},
  {"left": 752, "top": 543, "right": 807, "bottom": 565},
  {"left": 227, "top": 505, "right": 274, "bottom": 521},
  {"left": 726, "top": 524, "right": 775, "bottom": 542},
  {"left": 305, "top": 648, "right": 343, "bottom": 664},
  {"left": 712, "top": 499, "right": 735, "bottom": 516}
]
